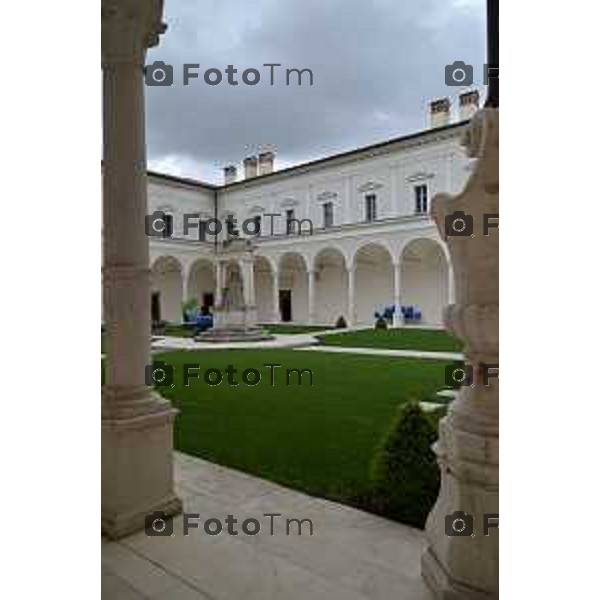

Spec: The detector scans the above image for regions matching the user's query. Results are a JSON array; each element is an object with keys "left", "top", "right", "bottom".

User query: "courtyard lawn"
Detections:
[
  {"left": 152, "top": 349, "right": 451, "bottom": 506},
  {"left": 318, "top": 327, "right": 463, "bottom": 352}
]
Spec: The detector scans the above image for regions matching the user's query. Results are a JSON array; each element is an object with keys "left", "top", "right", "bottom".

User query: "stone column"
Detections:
[
  {"left": 102, "top": 0, "right": 181, "bottom": 539},
  {"left": 272, "top": 266, "right": 280, "bottom": 323},
  {"left": 214, "top": 260, "right": 224, "bottom": 307},
  {"left": 347, "top": 265, "right": 356, "bottom": 326},
  {"left": 392, "top": 261, "right": 403, "bottom": 328},
  {"left": 422, "top": 108, "right": 499, "bottom": 598},
  {"left": 307, "top": 269, "right": 316, "bottom": 324},
  {"left": 241, "top": 256, "right": 257, "bottom": 326},
  {"left": 181, "top": 264, "right": 189, "bottom": 305},
  {"left": 242, "top": 258, "right": 256, "bottom": 307}
]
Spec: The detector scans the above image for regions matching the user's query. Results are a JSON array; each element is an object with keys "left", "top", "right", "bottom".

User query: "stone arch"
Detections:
[
  {"left": 353, "top": 243, "right": 394, "bottom": 325},
  {"left": 187, "top": 258, "right": 216, "bottom": 309},
  {"left": 313, "top": 247, "right": 348, "bottom": 325},
  {"left": 399, "top": 237, "right": 449, "bottom": 325},
  {"left": 150, "top": 256, "right": 183, "bottom": 323}
]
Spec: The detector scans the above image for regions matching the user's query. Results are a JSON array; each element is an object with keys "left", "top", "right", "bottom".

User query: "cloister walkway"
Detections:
[{"left": 102, "top": 452, "right": 433, "bottom": 600}]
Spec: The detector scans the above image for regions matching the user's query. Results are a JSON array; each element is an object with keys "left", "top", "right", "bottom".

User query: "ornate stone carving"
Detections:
[
  {"left": 102, "top": 0, "right": 167, "bottom": 63},
  {"left": 422, "top": 108, "right": 499, "bottom": 599}
]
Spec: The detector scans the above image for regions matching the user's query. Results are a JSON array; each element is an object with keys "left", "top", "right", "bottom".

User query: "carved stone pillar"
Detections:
[
  {"left": 422, "top": 108, "right": 499, "bottom": 598},
  {"left": 101, "top": 0, "right": 181, "bottom": 539}
]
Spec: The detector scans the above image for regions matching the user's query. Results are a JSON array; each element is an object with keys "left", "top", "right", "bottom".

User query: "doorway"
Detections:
[
  {"left": 151, "top": 292, "right": 161, "bottom": 324},
  {"left": 279, "top": 289, "right": 292, "bottom": 322}
]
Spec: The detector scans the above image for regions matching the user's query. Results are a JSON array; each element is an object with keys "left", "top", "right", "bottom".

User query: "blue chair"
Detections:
[{"left": 195, "top": 312, "right": 214, "bottom": 333}]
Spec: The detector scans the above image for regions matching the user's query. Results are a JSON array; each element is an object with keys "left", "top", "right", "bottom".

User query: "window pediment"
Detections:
[
  {"left": 358, "top": 181, "right": 383, "bottom": 193},
  {"left": 316, "top": 191, "right": 338, "bottom": 202},
  {"left": 406, "top": 171, "right": 434, "bottom": 183},
  {"left": 280, "top": 198, "right": 298, "bottom": 208}
]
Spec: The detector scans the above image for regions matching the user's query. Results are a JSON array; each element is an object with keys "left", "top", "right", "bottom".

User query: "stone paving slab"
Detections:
[
  {"left": 102, "top": 452, "right": 433, "bottom": 600},
  {"left": 294, "top": 345, "right": 463, "bottom": 361},
  {"left": 150, "top": 333, "right": 320, "bottom": 352}
]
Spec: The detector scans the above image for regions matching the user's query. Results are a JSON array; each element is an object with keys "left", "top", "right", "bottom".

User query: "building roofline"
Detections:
[
  {"left": 137, "top": 120, "right": 468, "bottom": 191},
  {"left": 146, "top": 170, "right": 218, "bottom": 190},
  {"left": 220, "top": 120, "right": 468, "bottom": 190}
]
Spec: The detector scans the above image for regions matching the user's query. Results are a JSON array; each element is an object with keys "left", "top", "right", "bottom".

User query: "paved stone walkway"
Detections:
[
  {"left": 151, "top": 333, "right": 321, "bottom": 352},
  {"left": 102, "top": 452, "right": 433, "bottom": 600},
  {"left": 294, "top": 345, "right": 463, "bottom": 361}
]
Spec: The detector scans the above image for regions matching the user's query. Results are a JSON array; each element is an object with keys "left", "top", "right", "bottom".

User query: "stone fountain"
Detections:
[{"left": 195, "top": 238, "right": 273, "bottom": 342}]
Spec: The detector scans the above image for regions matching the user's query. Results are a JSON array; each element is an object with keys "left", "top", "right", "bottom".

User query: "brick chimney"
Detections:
[
  {"left": 243, "top": 156, "right": 258, "bottom": 179},
  {"left": 258, "top": 151, "right": 275, "bottom": 175},
  {"left": 223, "top": 165, "right": 237, "bottom": 185},
  {"left": 430, "top": 97, "right": 451, "bottom": 128},
  {"left": 459, "top": 90, "right": 480, "bottom": 121}
]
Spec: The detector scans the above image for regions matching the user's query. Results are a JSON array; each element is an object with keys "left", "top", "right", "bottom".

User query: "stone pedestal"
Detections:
[{"left": 422, "top": 108, "right": 499, "bottom": 598}]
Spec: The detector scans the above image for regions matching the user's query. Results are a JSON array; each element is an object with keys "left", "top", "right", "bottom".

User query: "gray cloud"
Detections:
[{"left": 145, "top": 0, "right": 486, "bottom": 182}]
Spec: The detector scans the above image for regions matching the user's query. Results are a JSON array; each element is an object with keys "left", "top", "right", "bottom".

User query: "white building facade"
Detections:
[{"left": 148, "top": 96, "right": 477, "bottom": 327}]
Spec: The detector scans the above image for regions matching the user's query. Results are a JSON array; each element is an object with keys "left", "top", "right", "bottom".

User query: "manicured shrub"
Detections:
[
  {"left": 375, "top": 316, "right": 388, "bottom": 329},
  {"left": 335, "top": 316, "right": 347, "bottom": 328},
  {"left": 368, "top": 402, "right": 441, "bottom": 528}
]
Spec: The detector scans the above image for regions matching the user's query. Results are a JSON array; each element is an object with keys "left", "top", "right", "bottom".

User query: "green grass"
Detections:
[
  {"left": 151, "top": 349, "right": 451, "bottom": 506},
  {"left": 319, "top": 327, "right": 463, "bottom": 352},
  {"left": 162, "top": 324, "right": 197, "bottom": 337}
]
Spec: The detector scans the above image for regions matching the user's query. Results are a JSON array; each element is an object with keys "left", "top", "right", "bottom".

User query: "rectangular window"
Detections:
[
  {"left": 414, "top": 184, "right": 428, "bottom": 214},
  {"left": 323, "top": 202, "right": 334, "bottom": 228},
  {"left": 286, "top": 209, "right": 295, "bottom": 235},
  {"left": 365, "top": 194, "right": 377, "bottom": 222}
]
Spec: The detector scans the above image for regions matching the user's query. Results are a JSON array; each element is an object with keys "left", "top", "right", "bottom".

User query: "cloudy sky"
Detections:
[{"left": 145, "top": 0, "right": 486, "bottom": 184}]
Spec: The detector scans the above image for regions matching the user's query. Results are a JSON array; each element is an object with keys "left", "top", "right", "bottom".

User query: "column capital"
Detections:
[{"left": 102, "top": 0, "right": 166, "bottom": 64}]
